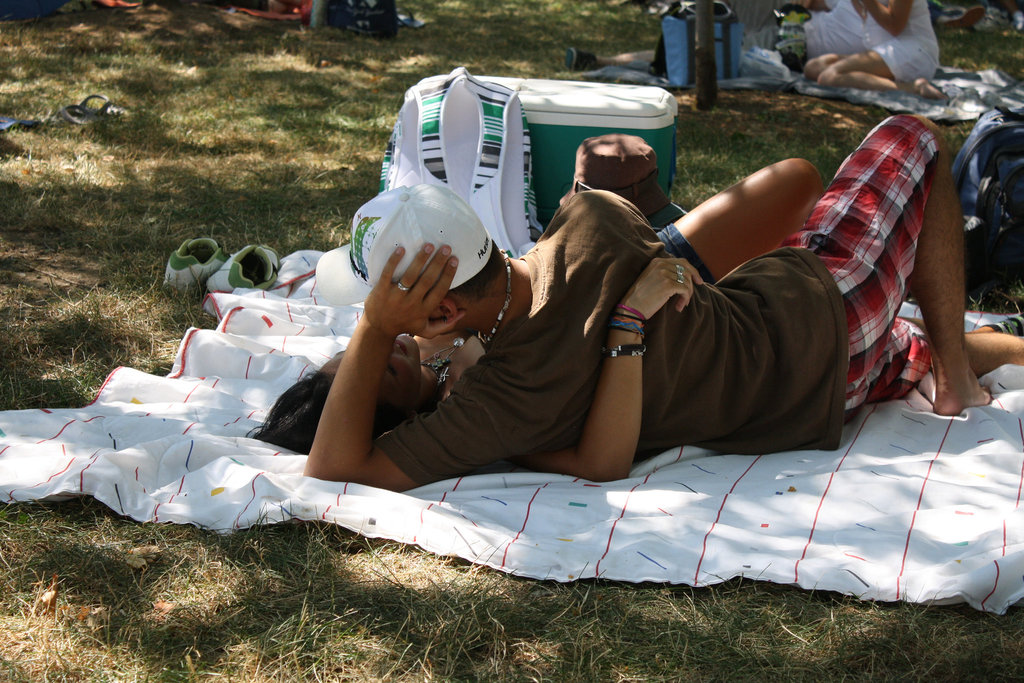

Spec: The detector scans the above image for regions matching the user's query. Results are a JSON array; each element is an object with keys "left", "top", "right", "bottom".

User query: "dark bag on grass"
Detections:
[
  {"left": 327, "top": 0, "right": 398, "bottom": 37},
  {"left": 953, "top": 106, "right": 1024, "bottom": 298}
]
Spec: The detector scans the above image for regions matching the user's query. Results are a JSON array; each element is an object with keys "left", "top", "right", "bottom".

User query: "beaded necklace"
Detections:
[{"left": 478, "top": 255, "right": 512, "bottom": 345}]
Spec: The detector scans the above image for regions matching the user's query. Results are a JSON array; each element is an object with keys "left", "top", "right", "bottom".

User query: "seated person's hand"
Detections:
[{"left": 621, "top": 257, "right": 704, "bottom": 318}]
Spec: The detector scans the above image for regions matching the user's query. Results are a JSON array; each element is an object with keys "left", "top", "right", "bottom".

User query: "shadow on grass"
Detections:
[{"left": 4, "top": 498, "right": 1024, "bottom": 679}]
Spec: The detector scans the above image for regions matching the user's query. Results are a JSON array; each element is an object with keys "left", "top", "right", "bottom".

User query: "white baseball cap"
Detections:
[{"left": 315, "top": 184, "right": 494, "bottom": 306}]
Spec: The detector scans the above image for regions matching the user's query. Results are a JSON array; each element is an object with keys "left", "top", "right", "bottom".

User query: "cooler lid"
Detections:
[{"left": 485, "top": 77, "right": 678, "bottom": 126}]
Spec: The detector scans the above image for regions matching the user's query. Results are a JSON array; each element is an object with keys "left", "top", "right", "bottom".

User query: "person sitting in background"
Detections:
[{"left": 799, "top": 0, "right": 945, "bottom": 99}]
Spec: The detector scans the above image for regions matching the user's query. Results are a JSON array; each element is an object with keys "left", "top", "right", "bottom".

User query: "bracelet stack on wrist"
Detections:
[
  {"left": 608, "top": 303, "right": 646, "bottom": 337},
  {"left": 604, "top": 303, "right": 646, "bottom": 358}
]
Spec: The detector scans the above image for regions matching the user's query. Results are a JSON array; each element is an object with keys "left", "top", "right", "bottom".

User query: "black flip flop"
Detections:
[{"left": 57, "top": 94, "right": 124, "bottom": 125}]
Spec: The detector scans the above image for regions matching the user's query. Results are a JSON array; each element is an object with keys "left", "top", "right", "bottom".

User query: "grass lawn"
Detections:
[{"left": 2, "top": 0, "right": 1024, "bottom": 679}]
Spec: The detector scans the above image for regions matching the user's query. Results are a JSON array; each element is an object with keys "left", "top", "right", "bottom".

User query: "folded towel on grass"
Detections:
[{"left": 3, "top": 251, "right": 1024, "bottom": 613}]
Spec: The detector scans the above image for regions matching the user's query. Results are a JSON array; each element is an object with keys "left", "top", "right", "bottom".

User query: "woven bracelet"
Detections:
[
  {"left": 608, "top": 318, "right": 644, "bottom": 336},
  {"left": 615, "top": 304, "right": 646, "bottom": 322}
]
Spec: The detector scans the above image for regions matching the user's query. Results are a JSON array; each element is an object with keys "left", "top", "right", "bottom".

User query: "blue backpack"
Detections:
[{"left": 953, "top": 106, "right": 1024, "bottom": 297}]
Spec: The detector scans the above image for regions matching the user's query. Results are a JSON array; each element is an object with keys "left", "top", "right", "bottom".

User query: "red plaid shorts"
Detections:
[{"left": 780, "top": 116, "right": 936, "bottom": 415}]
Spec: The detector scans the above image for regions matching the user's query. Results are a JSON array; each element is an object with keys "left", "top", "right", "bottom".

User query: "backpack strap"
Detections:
[{"left": 380, "top": 68, "right": 541, "bottom": 254}]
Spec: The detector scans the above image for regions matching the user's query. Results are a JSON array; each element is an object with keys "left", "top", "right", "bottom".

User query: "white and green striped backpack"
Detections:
[{"left": 379, "top": 67, "right": 541, "bottom": 256}]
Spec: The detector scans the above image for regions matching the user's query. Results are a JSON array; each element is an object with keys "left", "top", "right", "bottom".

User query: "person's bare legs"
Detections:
[
  {"left": 902, "top": 318, "right": 1024, "bottom": 379},
  {"left": 670, "top": 158, "right": 823, "bottom": 280},
  {"left": 909, "top": 116, "right": 991, "bottom": 415},
  {"left": 965, "top": 329, "right": 1024, "bottom": 376},
  {"left": 806, "top": 51, "right": 945, "bottom": 100},
  {"left": 803, "top": 54, "right": 841, "bottom": 81},
  {"left": 596, "top": 50, "right": 656, "bottom": 67}
]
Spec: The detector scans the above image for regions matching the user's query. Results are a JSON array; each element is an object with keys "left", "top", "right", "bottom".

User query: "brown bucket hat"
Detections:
[{"left": 560, "top": 134, "right": 680, "bottom": 224}]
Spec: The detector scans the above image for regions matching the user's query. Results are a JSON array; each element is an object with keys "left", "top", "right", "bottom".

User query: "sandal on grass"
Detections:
[
  {"left": 0, "top": 116, "right": 40, "bottom": 131},
  {"left": 57, "top": 94, "right": 125, "bottom": 125}
]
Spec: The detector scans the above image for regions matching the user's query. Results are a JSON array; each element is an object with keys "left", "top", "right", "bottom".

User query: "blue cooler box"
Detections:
[
  {"left": 660, "top": 15, "right": 744, "bottom": 87},
  {"left": 487, "top": 78, "right": 678, "bottom": 226}
]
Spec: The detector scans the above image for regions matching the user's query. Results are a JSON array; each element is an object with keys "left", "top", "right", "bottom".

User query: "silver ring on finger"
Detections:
[
  {"left": 675, "top": 264, "right": 685, "bottom": 284},
  {"left": 396, "top": 282, "right": 411, "bottom": 292}
]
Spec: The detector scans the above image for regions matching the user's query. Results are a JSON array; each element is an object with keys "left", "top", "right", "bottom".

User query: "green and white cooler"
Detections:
[{"left": 487, "top": 77, "right": 678, "bottom": 226}]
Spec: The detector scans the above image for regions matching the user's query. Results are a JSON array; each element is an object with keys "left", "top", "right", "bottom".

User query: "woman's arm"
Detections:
[
  {"left": 303, "top": 244, "right": 458, "bottom": 489},
  {"left": 857, "top": 0, "right": 914, "bottom": 36},
  {"left": 513, "top": 258, "right": 701, "bottom": 481}
]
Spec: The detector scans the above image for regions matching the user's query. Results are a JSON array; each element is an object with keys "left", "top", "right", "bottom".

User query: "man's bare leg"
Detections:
[
  {"left": 965, "top": 330, "right": 1024, "bottom": 376},
  {"left": 909, "top": 117, "right": 991, "bottom": 415},
  {"left": 888, "top": 317, "right": 1024, "bottom": 380}
]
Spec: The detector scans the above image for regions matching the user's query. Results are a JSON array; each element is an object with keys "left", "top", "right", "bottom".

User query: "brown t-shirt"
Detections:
[{"left": 377, "top": 191, "right": 849, "bottom": 485}]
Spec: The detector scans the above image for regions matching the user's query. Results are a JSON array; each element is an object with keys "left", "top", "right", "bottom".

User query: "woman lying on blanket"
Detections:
[{"left": 253, "top": 158, "right": 824, "bottom": 455}]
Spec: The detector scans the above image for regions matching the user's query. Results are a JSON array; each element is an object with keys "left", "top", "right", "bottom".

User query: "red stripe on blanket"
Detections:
[
  {"left": 87, "top": 367, "right": 125, "bottom": 406},
  {"left": 1016, "top": 418, "right": 1024, "bottom": 513},
  {"left": 202, "top": 293, "right": 223, "bottom": 320},
  {"left": 794, "top": 405, "right": 877, "bottom": 583},
  {"left": 694, "top": 454, "right": 764, "bottom": 585},
  {"left": 182, "top": 381, "right": 202, "bottom": 404},
  {"left": 276, "top": 268, "right": 315, "bottom": 290},
  {"left": 79, "top": 453, "right": 101, "bottom": 492},
  {"left": 981, "top": 416, "right": 1024, "bottom": 610},
  {"left": 36, "top": 419, "right": 76, "bottom": 444},
  {"left": 234, "top": 472, "right": 266, "bottom": 529},
  {"left": 218, "top": 306, "right": 245, "bottom": 332},
  {"left": 169, "top": 328, "right": 201, "bottom": 379},
  {"left": 981, "top": 560, "right": 1001, "bottom": 611},
  {"left": 896, "top": 417, "right": 953, "bottom": 600},
  {"left": 595, "top": 472, "right": 654, "bottom": 578},
  {"left": 7, "top": 457, "right": 75, "bottom": 501},
  {"left": 500, "top": 483, "right": 549, "bottom": 569}
]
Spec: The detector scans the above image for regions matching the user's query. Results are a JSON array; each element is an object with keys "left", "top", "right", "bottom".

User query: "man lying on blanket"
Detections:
[{"left": 274, "top": 115, "right": 1024, "bottom": 491}]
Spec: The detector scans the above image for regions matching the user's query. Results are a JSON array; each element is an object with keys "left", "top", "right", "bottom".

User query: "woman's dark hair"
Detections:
[{"left": 250, "top": 371, "right": 410, "bottom": 454}]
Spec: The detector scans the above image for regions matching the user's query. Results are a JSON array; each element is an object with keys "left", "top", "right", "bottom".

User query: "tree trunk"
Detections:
[{"left": 694, "top": 0, "right": 717, "bottom": 110}]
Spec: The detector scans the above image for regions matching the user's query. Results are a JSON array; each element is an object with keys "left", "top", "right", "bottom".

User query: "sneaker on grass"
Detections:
[
  {"left": 565, "top": 47, "right": 597, "bottom": 71},
  {"left": 935, "top": 4, "right": 985, "bottom": 28},
  {"left": 164, "top": 237, "right": 228, "bottom": 290},
  {"left": 206, "top": 244, "right": 280, "bottom": 293},
  {"left": 981, "top": 314, "right": 1024, "bottom": 336}
]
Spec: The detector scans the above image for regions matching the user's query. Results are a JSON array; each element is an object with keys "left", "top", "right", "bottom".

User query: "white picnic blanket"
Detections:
[{"left": 3, "top": 251, "right": 1024, "bottom": 614}]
